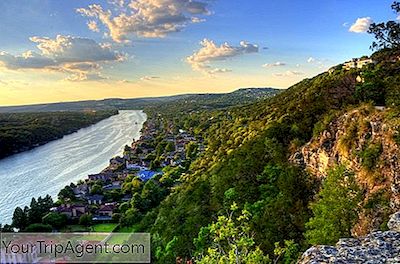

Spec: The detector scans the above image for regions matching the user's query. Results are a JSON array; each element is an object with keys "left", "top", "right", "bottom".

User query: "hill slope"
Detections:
[
  {"left": 0, "top": 88, "right": 280, "bottom": 113},
  {"left": 128, "top": 48, "right": 400, "bottom": 263}
]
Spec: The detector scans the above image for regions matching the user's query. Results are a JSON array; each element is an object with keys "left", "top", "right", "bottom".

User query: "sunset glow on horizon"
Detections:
[{"left": 0, "top": 0, "right": 395, "bottom": 106}]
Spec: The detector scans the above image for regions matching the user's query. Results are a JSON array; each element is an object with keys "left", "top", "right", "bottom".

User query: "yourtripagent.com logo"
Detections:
[{"left": 0, "top": 233, "right": 150, "bottom": 263}]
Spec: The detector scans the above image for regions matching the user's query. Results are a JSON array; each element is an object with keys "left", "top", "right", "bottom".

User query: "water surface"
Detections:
[{"left": 0, "top": 110, "right": 146, "bottom": 224}]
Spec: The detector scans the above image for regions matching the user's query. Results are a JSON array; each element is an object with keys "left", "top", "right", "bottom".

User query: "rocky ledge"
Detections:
[{"left": 299, "top": 212, "right": 400, "bottom": 263}]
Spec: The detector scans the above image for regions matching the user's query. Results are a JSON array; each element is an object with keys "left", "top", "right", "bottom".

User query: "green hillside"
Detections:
[{"left": 125, "top": 46, "right": 400, "bottom": 263}]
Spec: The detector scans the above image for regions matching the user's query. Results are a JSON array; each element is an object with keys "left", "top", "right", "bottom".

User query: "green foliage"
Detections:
[
  {"left": 90, "top": 183, "right": 103, "bottom": 195},
  {"left": 24, "top": 223, "right": 52, "bottom": 232},
  {"left": 305, "top": 165, "right": 362, "bottom": 245},
  {"left": 58, "top": 185, "right": 76, "bottom": 201},
  {"left": 0, "top": 110, "right": 117, "bottom": 159},
  {"left": 79, "top": 214, "right": 93, "bottom": 227},
  {"left": 368, "top": 2, "right": 400, "bottom": 50},
  {"left": 42, "top": 212, "right": 67, "bottom": 230},
  {"left": 355, "top": 70, "right": 386, "bottom": 105},
  {"left": 359, "top": 143, "right": 383, "bottom": 170},
  {"left": 195, "top": 203, "right": 271, "bottom": 264},
  {"left": 12, "top": 207, "right": 28, "bottom": 230},
  {"left": 273, "top": 240, "right": 301, "bottom": 264}
]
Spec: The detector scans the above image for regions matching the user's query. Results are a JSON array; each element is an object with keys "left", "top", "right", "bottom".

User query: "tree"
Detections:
[
  {"left": 79, "top": 214, "right": 93, "bottom": 227},
  {"left": 90, "top": 184, "right": 103, "bottom": 195},
  {"left": 1, "top": 224, "right": 13, "bottom": 232},
  {"left": 27, "top": 196, "right": 54, "bottom": 224},
  {"left": 58, "top": 185, "right": 75, "bottom": 201},
  {"left": 12, "top": 207, "right": 28, "bottom": 230},
  {"left": 42, "top": 212, "right": 67, "bottom": 230},
  {"left": 194, "top": 203, "right": 271, "bottom": 264},
  {"left": 305, "top": 165, "right": 362, "bottom": 245},
  {"left": 368, "top": 2, "right": 400, "bottom": 50}
]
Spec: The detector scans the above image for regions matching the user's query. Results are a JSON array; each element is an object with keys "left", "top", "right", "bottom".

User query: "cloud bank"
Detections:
[
  {"left": 77, "top": 0, "right": 211, "bottom": 43},
  {"left": 0, "top": 35, "right": 125, "bottom": 81},
  {"left": 186, "top": 39, "right": 259, "bottom": 74}
]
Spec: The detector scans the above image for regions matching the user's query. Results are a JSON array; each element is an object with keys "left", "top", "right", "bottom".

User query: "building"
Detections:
[
  {"left": 57, "top": 204, "right": 87, "bottom": 219},
  {"left": 103, "top": 181, "right": 121, "bottom": 191},
  {"left": 343, "top": 58, "right": 374, "bottom": 70},
  {"left": 86, "top": 194, "right": 104, "bottom": 205},
  {"left": 88, "top": 173, "right": 113, "bottom": 182},
  {"left": 97, "top": 204, "right": 115, "bottom": 217}
]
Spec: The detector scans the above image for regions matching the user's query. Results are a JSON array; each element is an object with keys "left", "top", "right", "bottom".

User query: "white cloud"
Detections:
[
  {"left": 77, "top": 0, "right": 210, "bottom": 43},
  {"left": 262, "top": 61, "right": 286, "bottom": 67},
  {"left": 273, "top": 70, "right": 304, "bottom": 77},
  {"left": 307, "top": 57, "right": 315, "bottom": 63},
  {"left": 349, "top": 17, "right": 373, "bottom": 33},
  {"left": 186, "top": 39, "right": 259, "bottom": 74},
  {"left": 0, "top": 35, "right": 125, "bottom": 81},
  {"left": 140, "top": 76, "right": 160, "bottom": 81}
]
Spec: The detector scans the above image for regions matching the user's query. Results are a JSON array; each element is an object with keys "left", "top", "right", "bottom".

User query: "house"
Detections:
[
  {"left": 86, "top": 194, "right": 104, "bottom": 205},
  {"left": 103, "top": 181, "right": 121, "bottom": 191},
  {"left": 58, "top": 204, "right": 87, "bottom": 218},
  {"left": 126, "top": 162, "right": 147, "bottom": 170},
  {"left": 97, "top": 204, "right": 115, "bottom": 217},
  {"left": 88, "top": 173, "right": 113, "bottom": 182},
  {"left": 343, "top": 58, "right": 374, "bottom": 70}
]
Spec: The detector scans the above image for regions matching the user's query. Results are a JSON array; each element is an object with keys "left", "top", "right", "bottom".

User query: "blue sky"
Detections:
[{"left": 0, "top": 0, "right": 396, "bottom": 105}]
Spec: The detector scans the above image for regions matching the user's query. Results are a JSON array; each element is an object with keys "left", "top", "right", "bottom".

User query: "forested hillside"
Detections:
[
  {"left": 0, "top": 88, "right": 279, "bottom": 113},
  {"left": 128, "top": 43, "right": 400, "bottom": 262},
  {"left": 0, "top": 110, "right": 117, "bottom": 159}
]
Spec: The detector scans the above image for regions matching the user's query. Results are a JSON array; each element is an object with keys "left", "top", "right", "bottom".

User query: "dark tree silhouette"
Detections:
[{"left": 368, "top": 2, "right": 400, "bottom": 50}]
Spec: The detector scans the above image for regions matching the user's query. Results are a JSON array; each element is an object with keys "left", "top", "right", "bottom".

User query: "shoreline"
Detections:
[{"left": 0, "top": 110, "right": 147, "bottom": 226}]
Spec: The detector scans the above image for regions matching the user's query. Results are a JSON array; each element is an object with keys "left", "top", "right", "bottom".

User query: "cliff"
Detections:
[{"left": 291, "top": 105, "right": 400, "bottom": 235}]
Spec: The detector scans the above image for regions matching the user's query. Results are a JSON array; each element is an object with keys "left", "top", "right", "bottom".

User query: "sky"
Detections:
[{"left": 0, "top": 0, "right": 396, "bottom": 106}]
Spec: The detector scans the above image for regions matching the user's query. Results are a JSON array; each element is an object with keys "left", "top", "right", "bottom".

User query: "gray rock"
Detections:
[
  {"left": 299, "top": 211, "right": 400, "bottom": 263},
  {"left": 388, "top": 212, "right": 400, "bottom": 232}
]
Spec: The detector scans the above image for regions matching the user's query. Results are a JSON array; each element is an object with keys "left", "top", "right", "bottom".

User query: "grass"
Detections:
[
  {"left": 116, "top": 225, "right": 138, "bottom": 233},
  {"left": 61, "top": 223, "right": 118, "bottom": 233},
  {"left": 92, "top": 223, "right": 118, "bottom": 232}
]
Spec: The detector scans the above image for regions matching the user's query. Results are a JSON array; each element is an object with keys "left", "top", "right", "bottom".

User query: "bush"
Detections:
[{"left": 24, "top": 223, "right": 52, "bottom": 232}]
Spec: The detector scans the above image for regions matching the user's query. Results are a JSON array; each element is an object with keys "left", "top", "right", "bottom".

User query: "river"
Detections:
[{"left": 0, "top": 110, "right": 146, "bottom": 225}]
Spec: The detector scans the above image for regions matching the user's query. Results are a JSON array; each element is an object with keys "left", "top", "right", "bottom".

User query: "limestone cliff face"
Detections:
[
  {"left": 299, "top": 211, "right": 400, "bottom": 264},
  {"left": 291, "top": 105, "right": 400, "bottom": 235}
]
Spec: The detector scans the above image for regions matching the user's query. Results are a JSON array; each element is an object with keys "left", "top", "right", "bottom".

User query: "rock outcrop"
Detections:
[
  {"left": 290, "top": 106, "right": 400, "bottom": 235},
  {"left": 299, "top": 211, "right": 400, "bottom": 263}
]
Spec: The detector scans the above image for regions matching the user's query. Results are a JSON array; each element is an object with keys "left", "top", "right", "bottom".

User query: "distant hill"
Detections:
[{"left": 0, "top": 88, "right": 281, "bottom": 113}]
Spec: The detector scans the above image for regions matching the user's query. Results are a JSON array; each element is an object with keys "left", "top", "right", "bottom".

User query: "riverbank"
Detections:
[
  {"left": 0, "top": 110, "right": 118, "bottom": 159},
  {"left": 0, "top": 110, "right": 146, "bottom": 225}
]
